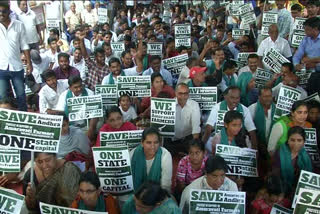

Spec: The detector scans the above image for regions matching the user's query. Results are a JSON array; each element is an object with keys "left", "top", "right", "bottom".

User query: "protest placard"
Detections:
[
  {"left": 193, "top": 0, "right": 202, "bottom": 6},
  {"left": 239, "top": 3, "right": 256, "bottom": 25},
  {"left": 293, "top": 188, "right": 320, "bottom": 214},
  {"left": 117, "top": 76, "right": 151, "bottom": 98},
  {"left": 237, "top": 52, "right": 256, "bottom": 65},
  {"left": 0, "top": 188, "right": 24, "bottom": 214},
  {"left": 304, "top": 128, "right": 320, "bottom": 167},
  {"left": 46, "top": 18, "right": 60, "bottom": 30},
  {"left": 203, "top": 1, "right": 215, "bottom": 9},
  {"left": 111, "top": 42, "right": 125, "bottom": 58},
  {"left": 147, "top": 42, "right": 163, "bottom": 56},
  {"left": 232, "top": 29, "right": 250, "bottom": 40},
  {"left": 100, "top": 130, "right": 143, "bottom": 150},
  {"left": 92, "top": 147, "right": 134, "bottom": 195},
  {"left": 263, "top": 48, "right": 290, "bottom": 73},
  {"left": 189, "top": 189, "right": 246, "bottom": 214},
  {"left": 255, "top": 68, "right": 273, "bottom": 89},
  {"left": 95, "top": 85, "right": 117, "bottom": 107},
  {"left": 292, "top": 170, "right": 320, "bottom": 208},
  {"left": 189, "top": 87, "right": 218, "bottom": 111},
  {"left": 291, "top": 18, "right": 306, "bottom": 48},
  {"left": 0, "top": 109, "right": 63, "bottom": 152},
  {"left": 229, "top": 1, "right": 244, "bottom": 16},
  {"left": 174, "top": 24, "right": 191, "bottom": 48},
  {"left": 0, "top": 148, "right": 20, "bottom": 173},
  {"left": 296, "top": 70, "right": 312, "bottom": 88},
  {"left": 162, "top": 53, "right": 188, "bottom": 85},
  {"left": 303, "top": 93, "right": 320, "bottom": 103},
  {"left": 98, "top": 8, "right": 108, "bottom": 24},
  {"left": 274, "top": 85, "right": 301, "bottom": 120},
  {"left": 67, "top": 95, "right": 103, "bottom": 122},
  {"left": 215, "top": 110, "right": 227, "bottom": 134},
  {"left": 216, "top": 144, "right": 258, "bottom": 177},
  {"left": 151, "top": 98, "right": 176, "bottom": 136},
  {"left": 270, "top": 204, "right": 293, "bottom": 214},
  {"left": 262, "top": 12, "right": 278, "bottom": 36},
  {"left": 40, "top": 202, "right": 104, "bottom": 214}
]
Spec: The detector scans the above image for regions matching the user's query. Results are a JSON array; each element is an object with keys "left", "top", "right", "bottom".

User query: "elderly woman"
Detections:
[
  {"left": 272, "top": 126, "right": 313, "bottom": 196},
  {"left": 179, "top": 156, "right": 238, "bottom": 213},
  {"left": 23, "top": 152, "right": 81, "bottom": 213}
]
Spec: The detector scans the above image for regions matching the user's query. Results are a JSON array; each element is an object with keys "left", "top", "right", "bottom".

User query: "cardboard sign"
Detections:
[
  {"left": 46, "top": 18, "right": 59, "bottom": 30},
  {"left": 215, "top": 110, "right": 227, "bottom": 134},
  {"left": 237, "top": 52, "right": 256, "bottom": 65},
  {"left": 92, "top": 147, "right": 134, "bottom": 195},
  {"left": 67, "top": 95, "right": 103, "bottom": 122},
  {"left": 271, "top": 204, "right": 293, "bottom": 214},
  {"left": 232, "top": 29, "right": 250, "bottom": 40},
  {"left": 189, "top": 189, "right": 246, "bottom": 214},
  {"left": 189, "top": 87, "right": 218, "bottom": 111},
  {"left": 291, "top": 18, "right": 306, "bottom": 48},
  {"left": 0, "top": 108, "right": 63, "bottom": 152},
  {"left": 229, "top": 1, "right": 244, "bottom": 16},
  {"left": 162, "top": 53, "right": 188, "bottom": 85},
  {"left": 216, "top": 144, "right": 258, "bottom": 177},
  {"left": 262, "top": 12, "right": 278, "bottom": 36},
  {"left": 0, "top": 188, "right": 24, "bottom": 214},
  {"left": 274, "top": 85, "right": 301, "bottom": 120},
  {"left": 111, "top": 42, "right": 125, "bottom": 58},
  {"left": 100, "top": 130, "right": 143, "bottom": 150},
  {"left": 98, "top": 8, "right": 108, "bottom": 24},
  {"left": 294, "top": 188, "right": 320, "bottom": 214},
  {"left": 239, "top": 3, "right": 256, "bottom": 25},
  {"left": 255, "top": 68, "right": 273, "bottom": 89},
  {"left": 147, "top": 42, "right": 163, "bottom": 56},
  {"left": 304, "top": 128, "right": 320, "bottom": 167},
  {"left": 296, "top": 70, "right": 312, "bottom": 88},
  {"left": 40, "top": 202, "right": 104, "bottom": 214},
  {"left": 150, "top": 98, "right": 176, "bottom": 136},
  {"left": 95, "top": 85, "right": 117, "bottom": 107},
  {"left": 262, "top": 48, "right": 290, "bottom": 73},
  {"left": 117, "top": 76, "right": 151, "bottom": 98},
  {"left": 303, "top": 93, "right": 320, "bottom": 103},
  {"left": 174, "top": 24, "right": 191, "bottom": 48},
  {"left": 0, "top": 149, "right": 20, "bottom": 173}
]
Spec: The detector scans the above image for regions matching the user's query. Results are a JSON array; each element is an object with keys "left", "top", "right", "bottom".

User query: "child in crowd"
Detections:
[{"left": 118, "top": 94, "right": 137, "bottom": 122}]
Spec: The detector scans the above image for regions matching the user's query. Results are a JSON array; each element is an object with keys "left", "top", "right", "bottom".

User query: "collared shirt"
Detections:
[
  {"left": 143, "top": 67, "right": 173, "bottom": 86},
  {"left": 64, "top": 10, "right": 81, "bottom": 31},
  {"left": 257, "top": 36, "right": 292, "bottom": 59},
  {"left": 84, "top": 57, "right": 109, "bottom": 90},
  {"left": 32, "top": 54, "right": 51, "bottom": 83},
  {"left": 218, "top": 73, "right": 238, "bottom": 92},
  {"left": 53, "top": 66, "right": 80, "bottom": 80},
  {"left": 228, "top": 42, "right": 240, "bottom": 60},
  {"left": 273, "top": 8, "right": 293, "bottom": 38},
  {"left": 0, "top": 19, "right": 29, "bottom": 71},
  {"left": 174, "top": 99, "right": 201, "bottom": 140},
  {"left": 238, "top": 65, "right": 258, "bottom": 77},
  {"left": 16, "top": 8, "right": 40, "bottom": 44},
  {"left": 39, "top": 79, "right": 69, "bottom": 113},
  {"left": 124, "top": 66, "right": 143, "bottom": 76},
  {"left": 293, "top": 33, "right": 320, "bottom": 70},
  {"left": 70, "top": 56, "right": 86, "bottom": 81},
  {"left": 81, "top": 10, "right": 97, "bottom": 27},
  {"left": 206, "top": 101, "right": 256, "bottom": 132}
]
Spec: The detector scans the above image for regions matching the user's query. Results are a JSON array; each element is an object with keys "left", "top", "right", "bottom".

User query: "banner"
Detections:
[
  {"left": 117, "top": 76, "right": 151, "bottom": 98},
  {"left": 174, "top": 24, "right": 191, "bottom": 48},
  {"left": 189, "top": 189, "right": 246, "bottom": 214},
  {"left": 67, "top": 95, "right": 103, "bottom": 122},
  {"left": 294, "top": 188, "right": 320, "bottom": 214},
  {"left": 255, "top": 68, "right": 273, "bottom": 89},
  {"left": 262, "top": 12, "right": 278, "bottom": 36},
  {"left": 111, "top": 42, "right": 125, "bottom": 58},
  {"left": 150, "top": 98, "right": 176, "bottom": 136},
  {"left": 262, "top": 48, "right": 290, "bottom": 73},
  {"left": 147, "top": 42, "right": 163, "bottom": 56},
  {"left": 95, "top": 85, "right": 117, "bottom": 107},
  {"left": 274, "top": 85, "right": 301, "bottom": 120},
  {"left": 100, "top": 130, "right": 143, "bottom": 150},
  {"left": 40, "top": 202, "right": 104, "bottom": 214},
  {"left": 215, "top": 110, "right": 227, "bottom": 134},
  {"left": 0, "top": 188, "right": 24, "bottom": 214},
  {"left": 232, "top": 29, "right": 250, "bottom": 40},
  {"left": 303, "top": 93, "right": 320, "bottom": 103},
  {"left": 98, "top": 8, "right": 108, "bottom": 24},
  {"left": 304, "top": 128, "right": 320, "bottom": 167},
  {"left": 239, "top": 3, "right": 256, "bottom": 25},
  {"left": 0, "top": 109, "right": 63, "bottom": 152},
  {"left": 271, "top": 204, "right": 293, "bottom": 214},
  {"left": 162, "top": 53, "right": 188, "bottom": 85},
  {"left": 0, "top": 148, "right": 20, "bottom": 173},
  {"left": 229, "top": 1, "right": 244, "bottom": 16},
  {"left": 216, "top": 144, "right": 258, "bottom": 177},
  {"left": 189, "top": 87, "right": 218, "bottom": 110},
  {"left": 291, "top": 18, "right": 306, "bottom": 48},
  {"left": 92, "top": 147, "right": 134, "bottom": 195},
  {"left": 292, "top": 170, "right": 320, "bottom": 208}
]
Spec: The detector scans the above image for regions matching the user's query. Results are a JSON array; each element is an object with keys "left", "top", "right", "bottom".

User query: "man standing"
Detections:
[
  {"left": 0, "top": 1, "right": 32, "bottom": 111},
  {"left": 16, "top": 0, "right": 42, "bottom": 50}
]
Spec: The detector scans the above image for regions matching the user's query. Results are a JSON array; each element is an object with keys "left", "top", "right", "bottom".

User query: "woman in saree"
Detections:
[{"left": 23, "top": 152, "right": 81, "bottom": 213}]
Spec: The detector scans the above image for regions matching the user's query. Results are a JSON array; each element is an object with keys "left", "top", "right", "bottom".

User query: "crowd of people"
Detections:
[{"left": 0, "top": 0, "right": 320, "bottom": 213}]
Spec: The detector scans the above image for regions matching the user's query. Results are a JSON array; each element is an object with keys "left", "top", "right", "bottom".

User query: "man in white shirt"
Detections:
[
  {"left": 70, "top": 48, "right": 86, "bottom": 81},
  {"left": 257, "top": 24, "right": 292, "bottom": 69},
  {"left": 0, "top": 1, "right": 32, "bottom": 111},
  {"left": 16, "top": 0, "right": 42, "bottom": 50},
  {"left": 203, "top": 86, "right": 258, "bottom": 150},
  {"left": 39, "top": 69, "right": 68, "bottom": 114},
  {"left": 64, "top": 2, "right": 81, "bottom": 33},
  {"left": 238, "top": 54, "right": 260, "bottom": 77},
  {"left": 81, "top": 2, "right": 97, "bottom": 28},
  {"left": 30, "top": 49, "right": 51, "bottom": 84},
  {"left": 143, "top": 55, "right": 173, "bottom": 86}
]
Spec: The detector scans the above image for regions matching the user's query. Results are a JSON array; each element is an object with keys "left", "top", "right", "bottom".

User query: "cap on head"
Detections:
[{"left": 189, "top": 66, "right": 207, "bottom": 79}]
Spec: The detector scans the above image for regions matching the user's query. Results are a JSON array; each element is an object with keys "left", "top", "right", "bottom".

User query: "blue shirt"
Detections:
[
  {"left": 293, "top": 33, "right": 320, "bottom": 70},
  {"left": 143, "top": 67, "right": 173, "bottom": 86}
]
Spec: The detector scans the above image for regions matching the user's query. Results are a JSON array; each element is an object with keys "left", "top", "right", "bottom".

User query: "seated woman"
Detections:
[
  {"left": 175, "top": 139, "right": 208, "bottom": 196},
  {"left": 58, "top": 115, "right": 91, "bottom": 159},
  {"left": 122, "top": 181, "right": 181, "bottom": 214},
  {"left": 251, "top": 176, "right": 290, "bottom": 214},
  {"left": 272, "top": 126, "right": 313, "bottom": 197},
  {"left": 208, "top": 110, "right": 249, "bottom": 154},
  {"left": 131, "top": 127, "right": 172, "bottom": 193},
  {"left": 268, "top": 101, "right": 312, "bottom": 155},
  {"left": 95, "top": 106, "right": 137, "bottom": 147},
  {"left": 23, "top": 152, "right": 81, "bottom": 213},
  {"left": 179, "top": 156, "right": 238, "bottom": 213},
  {"left": 71, "top": 171, "right": 120, "bottom": 213},
  {"left": 139, "top": 73, "right": 175, "bottom": 118}
]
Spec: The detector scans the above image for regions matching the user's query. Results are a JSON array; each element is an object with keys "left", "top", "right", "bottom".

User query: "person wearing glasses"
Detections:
[{"left": 71, "top": 171, "right": 120, "bottom": 213}]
